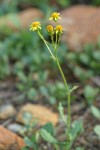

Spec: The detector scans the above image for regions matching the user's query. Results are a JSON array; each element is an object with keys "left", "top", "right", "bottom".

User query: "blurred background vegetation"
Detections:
[
  {"left": 0, "top": 0, "right": 100, "bottom": 15},
  {"left": 0, "top": 0, "right": 100, "bottom": 106}
]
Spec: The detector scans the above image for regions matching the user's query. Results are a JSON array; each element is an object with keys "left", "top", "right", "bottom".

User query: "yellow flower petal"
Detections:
[
  {"left": 49, "top": 12, "right": 61, "bottom": 22},
  {"left": 29, "top": 21, "right": 41, "bottom": 31},
  {"left": 55, "top": 25, "right": 63, "bottom": 33}
]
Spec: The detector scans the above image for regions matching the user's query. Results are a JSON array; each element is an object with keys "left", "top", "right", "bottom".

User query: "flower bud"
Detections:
[{"left": 47, "top": 25, "right": 54, "bottom": 34}]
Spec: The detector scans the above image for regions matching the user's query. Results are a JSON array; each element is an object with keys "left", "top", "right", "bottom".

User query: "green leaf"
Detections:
[
  {"left": 42, "top": 122, "right": 55, "bottom": 135},
  {"left": 23, "top": 112, "right": 33, "bottom": 125},
  {"left": 57, "top": 0, "right": 70, "bottom": 7},
  {"left": 27, "top": 88, "right": 37, "bottom": 100},
  {"left": 49, "top": 97, "right": 56, "bottom": 104},
  {"left": 35, "top": 132, "right": 40, "bottom": 143},
  {"left": 76, "top": 147, "right": 85, "bottom": 150},
  {"left": 94, "top": 125, "right": 100, "bottom": 139},
  {"left": 39, "top": 86, "right": 49, "bottom": 97},
  {"left": 24, "top": 137, "right": 34, "bottom": 148},
  {"left": 40, "top": 128, "right": 57, "bottom": 143},
  {"left": 17, "top": 71, "right": 27, "bottom": 82},
  {"left": 79, "top": 53, "right": 90, "bottom": 65},
  {"left": 93, "top": 51, "right": 100, "bottom": 61},
  {"left": 74, "top": 67, "right": 91, "bottom": 80},
  {"left": 91, "top": 106, "right": 100, "bottom": 120},
  {"left": 56, "top": 141, "right": 70, "bottom": 150},
  {"left": 70, "top": 120, "right": 83, "bottom": 148},
  {"left": 70, "top": 85, "right": 79, "bottom": 93},
  {"left": 71, "top": 120, "right": 83, "bottom": 138},
  {"left": 31, "top": 135, "right": 37, "bottom": 143},
  {"left": 58, "top": 102, "right": 67, "bottom": 123},
  {"left": 84, "top": 85, "right": 99, "bottom": 105}
]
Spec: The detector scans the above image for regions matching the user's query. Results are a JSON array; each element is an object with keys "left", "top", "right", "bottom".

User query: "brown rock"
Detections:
[
  {"left": 0, "top": 104, "right": 16, "bottom": 120},
  {"left": 0, "top": 8, "right": 43, "bottom": 30},
  {"left": 16, "top": 103, "right": 58, "bottom": 126},
  {"left": 19, "top": 8, "right": 43, "bottom": 28},
  {"left": 59, "top": 5, "right": 100, "bottom": 50},
  {"left": 0, "top": 126, "right": 25, "bottom": 150}
]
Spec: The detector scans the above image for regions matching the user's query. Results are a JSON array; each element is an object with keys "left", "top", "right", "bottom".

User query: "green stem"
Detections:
[
  {"left": 51, "top": 34, "right": 54, "bottom": 46},
  {"left": 55, "top": 56, "right": 71, "bottom": 135},
  {"left": 39, "top": 32, "right": 71, "bottom": 149},
  {"left": 37, "top": 31, "right": 56, "bottom": 60},
  {"left": 56, "top": 33, "right": 58, "bottom": 45},
  {"left": 67, "top": 93, "right": 71, "bottom": 134},
  {"left": 56, "top": 57, "right": 69, "bottom": 92},
  {"left": 54, "top": 143, "right": 59, "bottom": 150}
]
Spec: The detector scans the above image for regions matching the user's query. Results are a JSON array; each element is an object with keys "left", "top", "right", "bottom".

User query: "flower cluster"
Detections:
[
  {"left": 30, "top": 12, "right": 64, "bottom": 47},
  {"left": 47, "top": 12, "right": 63, "bottom": 35},
  {"left": 30, "top": 12, "right": 63, "bottom": 34},
  {"left": 47, "top": 24, "right": 63, "bottom": 35},
  {"left": 46, "top": 12, "right": 63, "bottom": 46}
]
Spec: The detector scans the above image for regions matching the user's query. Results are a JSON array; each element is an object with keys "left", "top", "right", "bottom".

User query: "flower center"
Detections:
[
  {"left": 32, "top": 22, "right": 40, "bottom": 27},
  {"left": 56, "top": 25, "right": 63, "bottom": 31},
  {"left": 52, "top": 13, "right": 58, "bottom": 18}
]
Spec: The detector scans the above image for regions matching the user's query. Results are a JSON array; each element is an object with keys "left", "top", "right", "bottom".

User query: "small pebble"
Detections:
[
  {"left": 7, "top": 123, "right": 23, "bottom": 133},
  {"left": 0, "top": 104, "right": 16, "bottom": 119}
]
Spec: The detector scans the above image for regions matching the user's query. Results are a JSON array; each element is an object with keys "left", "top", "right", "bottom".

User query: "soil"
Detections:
[{"left": 0, "top": 78, "right": 100, "bottom": 150}]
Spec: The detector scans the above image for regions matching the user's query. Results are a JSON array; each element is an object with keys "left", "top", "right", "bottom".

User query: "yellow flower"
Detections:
[
  {"left": 55, "top": 25, "right": 63, "bottom": 34},
  {"left": 30, "top": 21, "right": 41, "bottom": 31},
  {"left": 46, "top": 25, "right": 54, "bottom": 33},
  {"left": 49, "top": 12, "right": 61, "bottom": 22}
]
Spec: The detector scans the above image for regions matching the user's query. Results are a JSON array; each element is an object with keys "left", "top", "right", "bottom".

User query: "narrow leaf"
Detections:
[{"left": 40, "top": 129, "right": 57, "bottom": 143}]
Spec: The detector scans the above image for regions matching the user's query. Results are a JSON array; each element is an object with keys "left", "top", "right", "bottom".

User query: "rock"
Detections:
[
  {"left": 7, "top": 123, "right": 23, "bottom": 133},
  {"left": 0, "top": 126, "right": 25, "bottom": 150},
  {"left": 0, "top": 104, "right": 16, "bottom": 120},
  {"left": 59, "top": 5, "right": 100, "bottom": 51},
  {"left": 19, "top": 8, "right": 43, "bottom": 28},
  {"left": 16, "top": 103, "right": 58, "bottom": 126},
  {"left": 0, "top": 8, "right": 43, "bottom": 30}
]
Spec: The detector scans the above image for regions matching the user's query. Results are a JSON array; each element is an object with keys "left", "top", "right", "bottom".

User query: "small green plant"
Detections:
[
  {"left": 91, "top": 105, "right": 100, "bottom": 120},
  {"left": 66, "top": 43, "right": 100, "bottom": 81},
  {"left": 23, "top": 12, "right": 83, "bottom": 150},
  {"left": 84, "top": 85, "right": 99, "bottom": 105},
  {"left": 23, "top": 120, "right": 83, "bottom": 150},
  {"left": 94, "top": 125, "right": 100, "bottom": 139},
  {"left": 75, "top": 147, "right": 85, "bottom": 150},
  {"left": 92, "top": 0, "right": 100, "bottom": 6},
  {"left": 57, "top": 0, "right": 70, "bottom": 8},
  {"left": 91, "top": 106, "right": 100, "bottom": 139}
]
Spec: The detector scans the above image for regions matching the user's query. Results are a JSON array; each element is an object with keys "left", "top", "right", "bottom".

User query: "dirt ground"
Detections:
[{"left": 0, "top": 79, "right": 100, "bottom": 150}]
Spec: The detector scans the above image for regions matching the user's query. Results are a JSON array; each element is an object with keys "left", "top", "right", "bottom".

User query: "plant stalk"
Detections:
[
  {"left": 40, "top": 32, "right": 71, "bottom": 149},
  {"left": 54, "top": 35, "right": 71, "bottom": 148},
  {"left": 38, "top": 31, "right": 56, "bottom": 60},
  {"left": 55, "top": 56, "right": 71, "bottom": 139}
]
